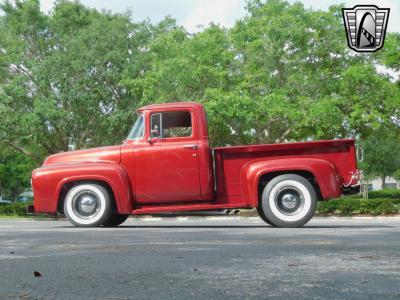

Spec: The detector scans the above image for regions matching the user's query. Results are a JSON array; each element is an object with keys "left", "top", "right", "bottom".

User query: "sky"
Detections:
[{"left": 37, "top": 0, "right": 400, "bottom": 33}]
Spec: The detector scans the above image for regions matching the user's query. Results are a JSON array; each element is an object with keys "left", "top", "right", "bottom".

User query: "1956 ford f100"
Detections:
[{"left": 30, "top": 102, "right": 360, "bottom": 227}]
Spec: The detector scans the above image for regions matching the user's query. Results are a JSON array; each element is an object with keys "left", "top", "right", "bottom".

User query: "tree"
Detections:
[
  {"left": 227, "top": 1, "right": 398, "bottom": 143},
  {"left": 0, "top": 0, "right": 399, "bottom": 191},
  {"left": 122, "top": 0, "right": 399, "bottom": 146},
  {"left": 378, "top": 33, "right": 400, "bottom": 72},
  {"left": 360, "top": 129, "right": 400, "bottom": 188},
  {"left": 0, "top": 0, "right": 154, "bottom": 162},
  {"left": 0, "top": 149, "right": 36, "bottom": 198}
]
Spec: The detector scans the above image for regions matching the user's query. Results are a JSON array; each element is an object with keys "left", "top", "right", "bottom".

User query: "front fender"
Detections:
[
  {"left": 32, "top": 162, "right": 132, "bottom": 214},
  {"left": 240, "top": 158, "right": 341, "bottom": 207}
]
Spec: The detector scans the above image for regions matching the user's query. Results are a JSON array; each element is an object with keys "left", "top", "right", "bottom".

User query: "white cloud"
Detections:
[
  {"left": 40, "top": 0, "right": 55, "bottom": 13},
  {"left": 38, "top": 0, "right": 247, "bottom": 32},
  {"left": 182, "top": 0, "right": 246, "bottom": 32}
]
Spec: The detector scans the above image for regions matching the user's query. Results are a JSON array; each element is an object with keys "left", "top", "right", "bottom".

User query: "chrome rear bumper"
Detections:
[{"left": 343, "top": 184, "right": 360, "bottom": 195}]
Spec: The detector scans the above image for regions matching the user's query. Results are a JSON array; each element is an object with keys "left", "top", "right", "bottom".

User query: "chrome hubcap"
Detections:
[
  {"left": 275, "top": 187, "right": 304, "bottom": 215},
  {"left": 281, "top": 193, "right": 299, "bottom": 209},
  {"left": 72, "top": 191, "right": 100, "bottom": 219}
]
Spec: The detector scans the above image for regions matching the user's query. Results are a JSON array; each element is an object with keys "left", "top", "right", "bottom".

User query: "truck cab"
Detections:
[
  {"left": 31, "top": 102, "right": 360, "bottom": 228},
  {"left": 125, "top": 103, "right": 214, "bottom": 204}
]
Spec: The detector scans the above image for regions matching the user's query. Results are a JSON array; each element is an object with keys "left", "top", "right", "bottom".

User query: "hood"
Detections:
[{"left": 43, "top": 145, "right": 121, "bottom": 166}]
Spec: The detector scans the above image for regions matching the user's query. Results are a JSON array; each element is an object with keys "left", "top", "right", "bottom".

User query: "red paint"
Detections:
[
  {"left": 31, "top": 102, "right": 359, "bottom": 215},
  {"left": 32, "top": 162, "right": 132, "bottom": 214}
]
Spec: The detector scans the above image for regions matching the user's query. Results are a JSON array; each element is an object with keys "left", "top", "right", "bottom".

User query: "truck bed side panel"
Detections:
[{"left": 214, "top": 139, "right": 357, "bottom": 206}]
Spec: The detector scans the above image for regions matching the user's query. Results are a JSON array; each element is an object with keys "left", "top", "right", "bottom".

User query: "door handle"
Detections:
[{"left": 183, "top": 144, "right": 198, "bottom": 150}]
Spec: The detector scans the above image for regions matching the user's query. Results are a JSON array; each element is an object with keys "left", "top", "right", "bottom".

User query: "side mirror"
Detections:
[
  {"left": 147, "top": 136, "right": 158, "bottom": 144},
  {"left": 148, "top": 129, "right": 161, "bottom": 144},
  {"left": 150, "top": 129, "right": 159, "bottom": 137}
]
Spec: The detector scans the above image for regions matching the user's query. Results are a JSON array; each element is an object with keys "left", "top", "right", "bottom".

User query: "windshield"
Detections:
[{"left": 127, "top": 113, "right": 144, "bottom": 140}]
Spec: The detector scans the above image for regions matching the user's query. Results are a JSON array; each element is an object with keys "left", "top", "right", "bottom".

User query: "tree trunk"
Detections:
[{"left": 381, "top": 175, "right": 386, "bottom": 189}]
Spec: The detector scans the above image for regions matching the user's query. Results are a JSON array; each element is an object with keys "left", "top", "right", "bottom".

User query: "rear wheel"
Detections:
[
  {"left": 64, "top": 183, "right": 113, "bottom": 227},
  {"left": 256, "top": 206, "right": 272, "bottom": 225},
  {"left": 260, "top": 174, "right": 317, "bottom": 228}
]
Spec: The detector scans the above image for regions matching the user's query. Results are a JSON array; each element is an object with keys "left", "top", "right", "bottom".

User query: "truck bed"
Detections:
[{"left": 213, "top": 139, "right": 357, "bottom": 205}]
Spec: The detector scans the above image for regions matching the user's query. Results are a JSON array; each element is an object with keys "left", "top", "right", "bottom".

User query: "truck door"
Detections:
[{"left": 134, "top": 109, "right": 202, "bottom": 204}]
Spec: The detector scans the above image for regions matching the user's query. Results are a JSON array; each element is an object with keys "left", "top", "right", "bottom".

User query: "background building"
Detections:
[{"left": 366, "top": 177, "right": 400, "bottom": 191}]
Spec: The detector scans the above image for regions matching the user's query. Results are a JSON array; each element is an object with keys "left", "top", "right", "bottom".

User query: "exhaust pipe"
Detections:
[{"left": 224, "top": 209, "right": 240, "bottom": 215}]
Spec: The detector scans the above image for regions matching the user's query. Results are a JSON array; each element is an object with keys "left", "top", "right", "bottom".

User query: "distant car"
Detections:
[
  {"left": 17, "top": 190, "right": 33, "bottom": 203},
  {"left": 0, "top": 199, "right": 13, "bottom": 204}
]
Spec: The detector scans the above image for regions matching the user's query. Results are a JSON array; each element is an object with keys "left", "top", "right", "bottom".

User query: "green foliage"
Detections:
[
  {"left": 227, "top": 1, "right": 397, "bottom": 142},
  {"left": 377, "top": 33, "right": 400, "bottom": 71},
  {"left": 0, "top": 0, "right": 155, "bottom": 161},
  {"left": 0, "top": 149, "right": 36, "bottom": 198},
  {"left": 1, "top": 0, "right": 398, "bottom": 153},
  {"left": 360, "top": 130, "right": 400, "bottom": 182},
  {"left": 367, "top": 189, "right": 400, "bottom": 199},
  {"left": 0, "top": 202, "right": 31, "bottom": 216},
  {"left": 0, "top": 0, "right": 399, "bottom": 193},
  {"left": 317, "top": 189, "right": 400, "bottom": 215},
  {"left": 317, "top": 198, "right": 400, "bottom": 216}
]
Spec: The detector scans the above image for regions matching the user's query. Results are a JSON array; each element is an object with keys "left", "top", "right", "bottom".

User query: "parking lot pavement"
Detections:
[{"left": 0, "top": 217, "right": 400, "bottom": 300}]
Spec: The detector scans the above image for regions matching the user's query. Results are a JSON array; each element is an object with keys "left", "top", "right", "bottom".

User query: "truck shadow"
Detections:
[
  {"left": 306, "top": 225, "right": 392, "bottom": 229},
  {"left": 116, "top": 224, "right": 392, "bottom": 229}
]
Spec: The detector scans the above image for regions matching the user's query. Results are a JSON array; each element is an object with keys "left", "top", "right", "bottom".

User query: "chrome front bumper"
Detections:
[{"left": 27, "top": 205, "right": 35, "bottom": 215}]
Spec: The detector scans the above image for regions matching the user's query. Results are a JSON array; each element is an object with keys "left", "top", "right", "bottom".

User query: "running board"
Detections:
[{"left": 132, "top": 203, "right": 245, "bottom": 215}]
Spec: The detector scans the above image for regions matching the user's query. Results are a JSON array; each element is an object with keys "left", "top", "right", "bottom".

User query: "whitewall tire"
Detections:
[
  {"left": 64, "top": 183, "right": 113, "bottom": 227},
  {"left": 260, "top": 174, "right": 317, "bottom": 228}
]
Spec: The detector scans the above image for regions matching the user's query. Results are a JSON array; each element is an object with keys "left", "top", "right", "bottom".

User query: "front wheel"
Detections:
[
  {"left": 103, "top": 213, "right": 129, "bottom": 227},
  {"left": 64, "top": 183, "right": 113, "bottom": 227},
  {"left": 260, "top": 174, "right": 317, "bottom": 228}
]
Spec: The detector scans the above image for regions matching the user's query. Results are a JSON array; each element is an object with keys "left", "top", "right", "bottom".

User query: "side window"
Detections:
[{"left": 150, "top": 111, "right": 192, "bottom": 139}]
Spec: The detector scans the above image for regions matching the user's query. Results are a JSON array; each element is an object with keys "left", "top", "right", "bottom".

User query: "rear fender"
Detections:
[
  {"left": 240, "top": 158, "right": 341, "bottom": 207},
  {"left": 32, "top": 162, "right": 132, "bottom": 214}
]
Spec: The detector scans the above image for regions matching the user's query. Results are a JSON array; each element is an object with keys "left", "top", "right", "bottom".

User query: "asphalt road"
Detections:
[{"left": 1, "top": 216, "right": 400, "bottom": 300}]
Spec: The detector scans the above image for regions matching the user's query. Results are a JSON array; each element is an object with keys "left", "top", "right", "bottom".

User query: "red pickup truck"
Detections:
[{"left": 31, "top": 102, "right": 359, "bottom": 227}]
